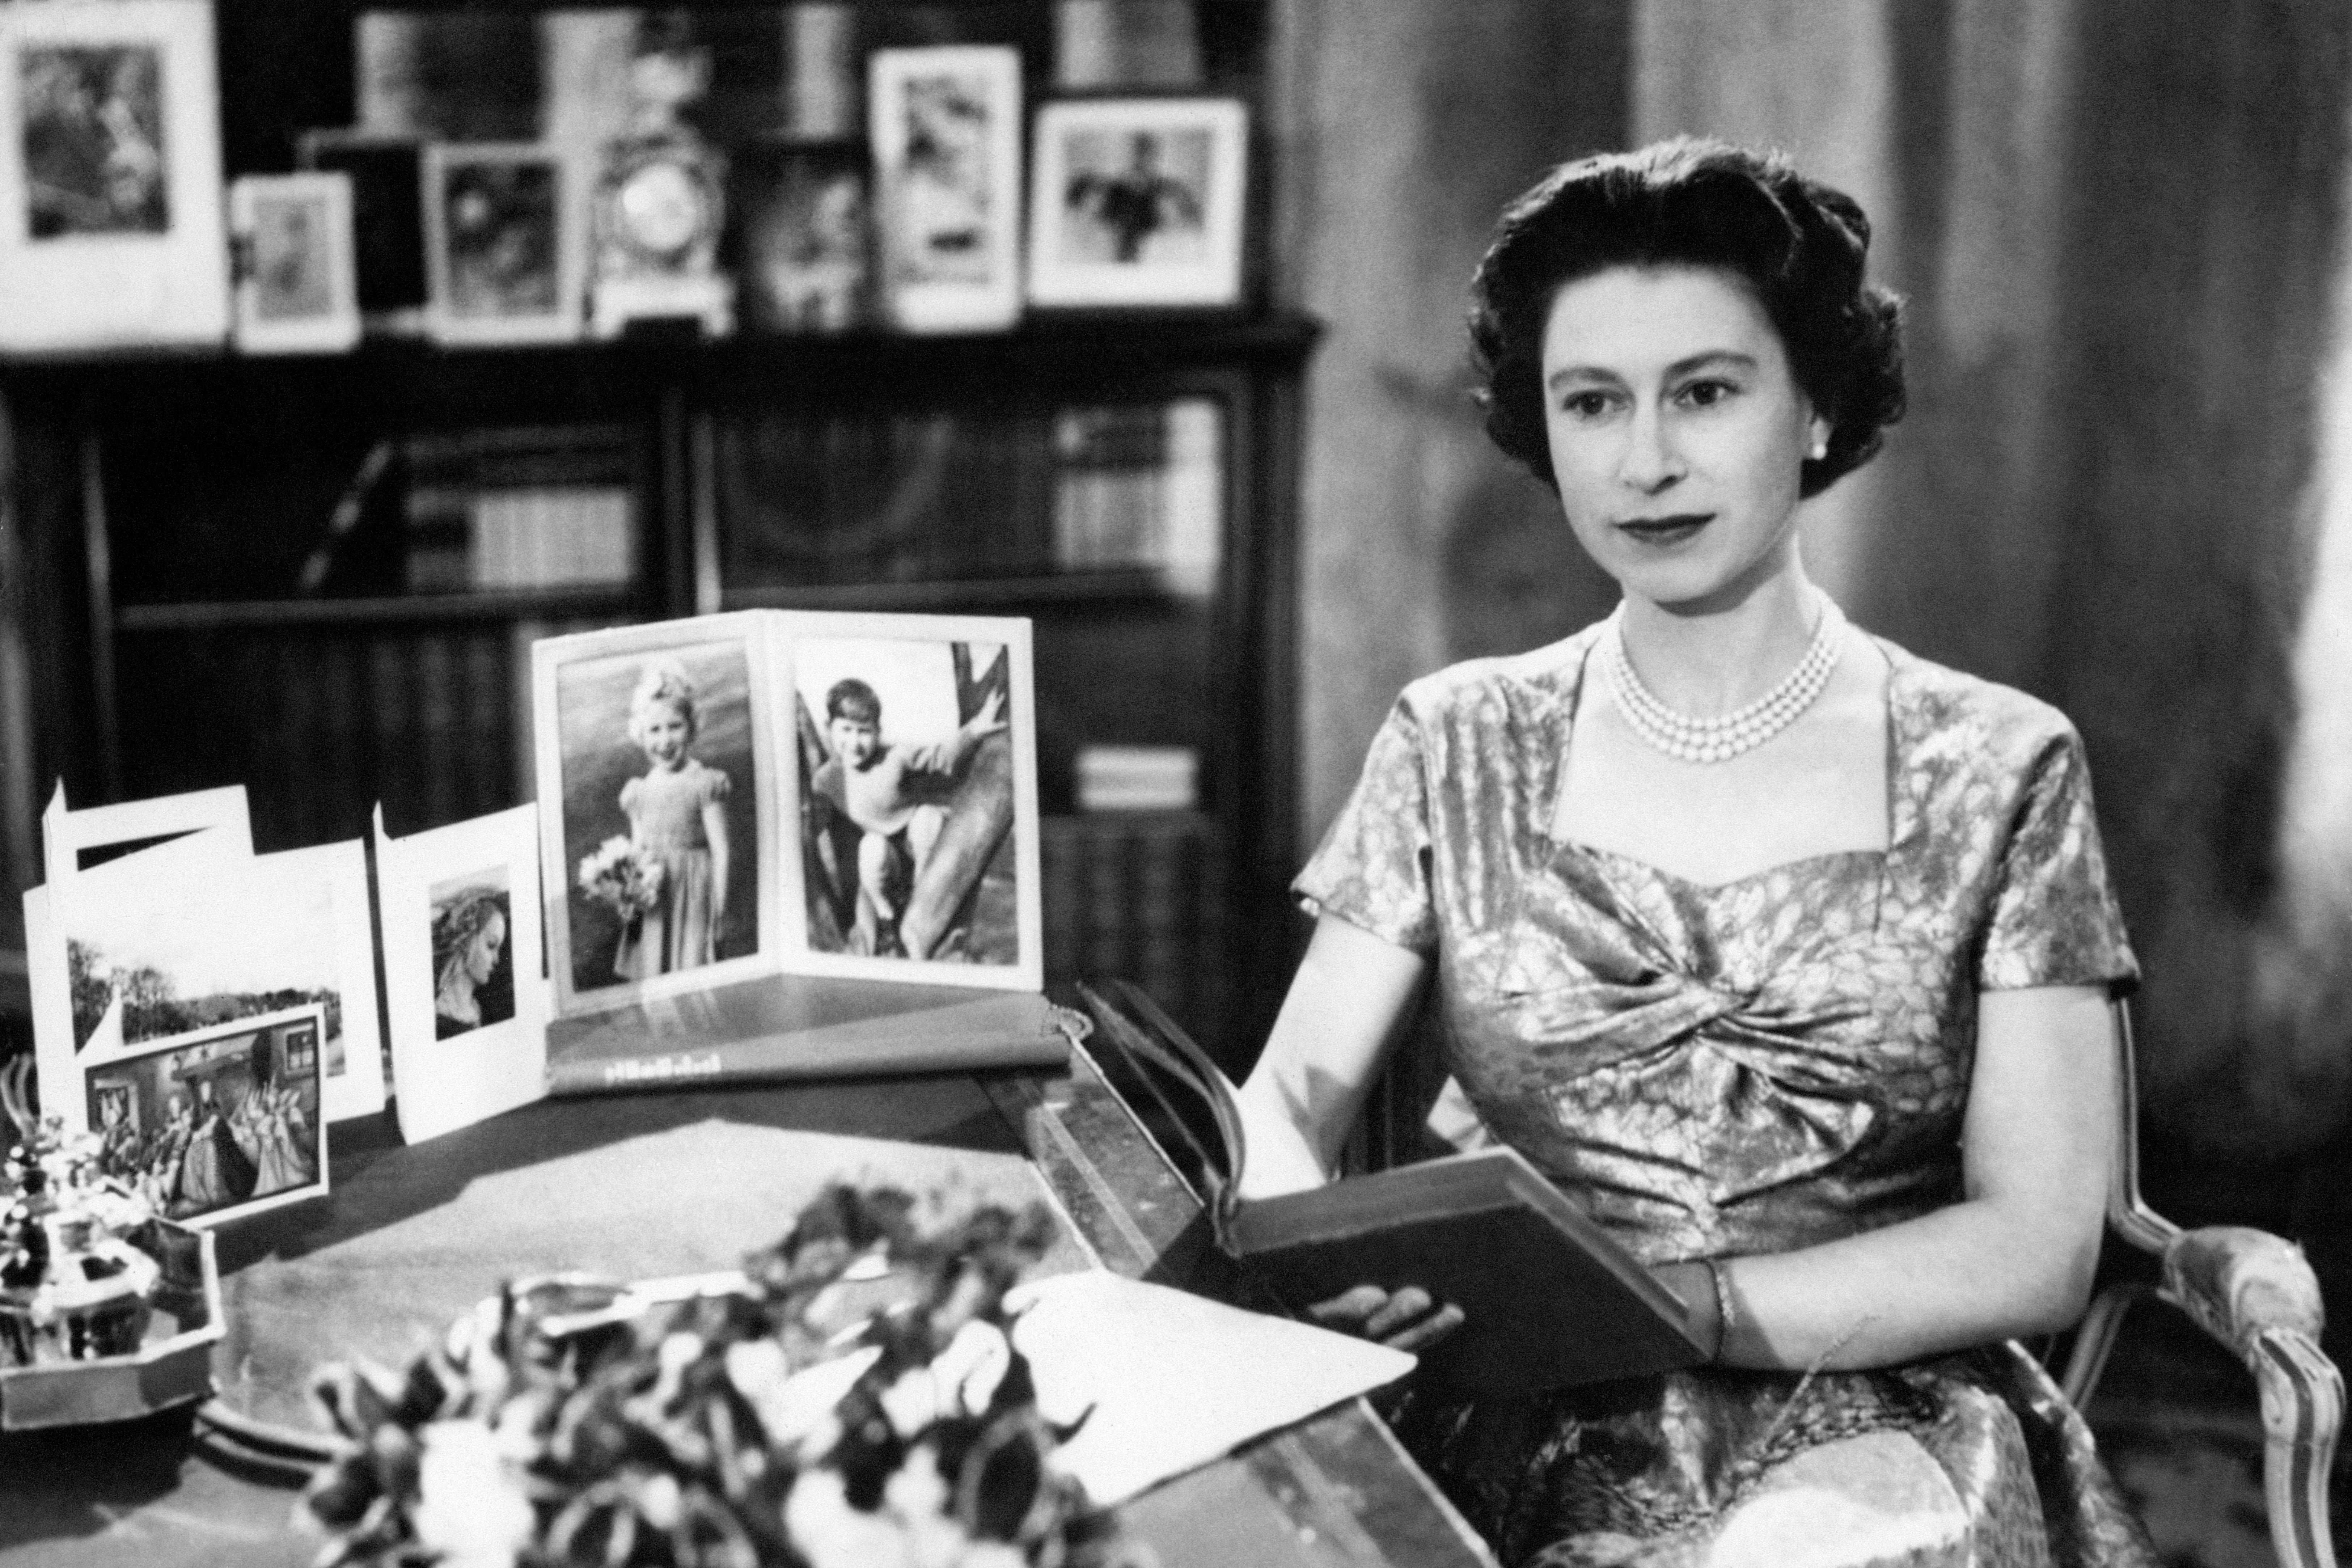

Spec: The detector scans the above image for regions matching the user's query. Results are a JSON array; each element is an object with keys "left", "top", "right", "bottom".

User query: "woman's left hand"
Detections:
[{"left": 1305, "top": 1284, "right": 1466, "bottom": 1353}]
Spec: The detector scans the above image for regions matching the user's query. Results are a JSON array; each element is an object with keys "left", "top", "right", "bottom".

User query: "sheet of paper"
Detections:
[
  {"left": 41, "top": 782, "right": 252, "bottom": 890},
  {"left": 1009, "top": 1271, "right": 1415, "bottom": 1507}
]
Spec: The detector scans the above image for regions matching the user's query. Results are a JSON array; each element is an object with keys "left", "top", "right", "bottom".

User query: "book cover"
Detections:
[
  {"left": 546, "top": 969, "right": 1072, "bottom": 1095},
  {"left": 1080, "top": 980, "right": 1711, "bottom": 1395}
]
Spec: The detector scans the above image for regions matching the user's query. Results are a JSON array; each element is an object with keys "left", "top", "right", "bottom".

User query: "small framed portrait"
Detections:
[
  {"left": 376, "top": 803, "right": 546, "bottom": 1144},
  {"left": 1025, "top": 97, "right": 1247, "bottom": 310},
  {"left": 782, "top": 611, "right": 1041, "bottom": 990},
  {"left": 532, "top": 613, "right": 782, "bottom": 1015},
  {"left": 867, "top": 45, "right": 1023, "bottom": 333},
  {"left": 229, "top": 173, "right": 361, "bottom": 354},
  {"left": 0, "top": 0, "right": 229, "bottom": 351},
  {"left": 423, "top": 141, "right": 584, "bottom": 345},
  {"left": 731, "top": 137, "right": 871, "bottom": 334},
  {"left": 81, "top": 1005, "right": 330, "bottom": 1228}
]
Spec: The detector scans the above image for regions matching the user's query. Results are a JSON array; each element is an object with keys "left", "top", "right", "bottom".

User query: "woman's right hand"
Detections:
[{"left": 1305, "top": 1284, "right": 1465, "bottom": 1353}]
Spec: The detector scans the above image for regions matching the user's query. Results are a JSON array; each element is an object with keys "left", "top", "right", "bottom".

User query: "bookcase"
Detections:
[{"left": 0, "top": 0, "right": 1313, "bottom": 1064}]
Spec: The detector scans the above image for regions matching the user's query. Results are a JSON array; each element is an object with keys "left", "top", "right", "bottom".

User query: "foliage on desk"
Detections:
[{"left": 304, "top": 1184, "right": 1139, "bottom": 1568}]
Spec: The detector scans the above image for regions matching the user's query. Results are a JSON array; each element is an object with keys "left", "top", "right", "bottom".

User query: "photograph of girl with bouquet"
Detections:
[
  {"left": 795, "top": 636, "right": 1019, "bottom": 965},
  {"left": 557, "top": 639, "right": 759, "bottom": 997}
]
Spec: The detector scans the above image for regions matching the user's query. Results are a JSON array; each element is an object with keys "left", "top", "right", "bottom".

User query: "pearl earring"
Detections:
[{"left": 1808, "top": 439, "right": 1828, "bottom": 460}]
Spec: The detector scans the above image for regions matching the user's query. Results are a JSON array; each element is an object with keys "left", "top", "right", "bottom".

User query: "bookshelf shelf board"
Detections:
[
  {"left": 1, "top": 312, "right": 1321, "bottom": 396},
  {"left": 720, "top": 571, "right": 1190, "bottom": 613},
  {"left": 113, "top": 588, "right": 640, "bottom": 632}
]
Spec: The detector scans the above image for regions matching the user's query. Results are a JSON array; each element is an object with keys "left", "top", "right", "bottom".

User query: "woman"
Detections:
[
  {"left": 1237, "top": 139, "right": 2151, "bottom": 1565},
  {"left": 433, "top": 889, "right": 510, "bottom": 1039}
]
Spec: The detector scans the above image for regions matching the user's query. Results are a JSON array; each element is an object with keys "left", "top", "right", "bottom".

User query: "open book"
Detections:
[{"left": 1080, "top": 982, "right": 1710, "bottom": 1394}]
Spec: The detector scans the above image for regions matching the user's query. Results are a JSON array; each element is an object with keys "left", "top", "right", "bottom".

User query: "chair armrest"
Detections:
[{"left": 2161, "top": 1226, "right": 2324, "bottom": 1354}]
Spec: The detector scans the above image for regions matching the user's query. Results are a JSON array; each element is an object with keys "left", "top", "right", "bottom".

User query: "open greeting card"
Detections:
[
  {"left": 531, "top": 610, "right": 1070, "bottom": 1091},
  {"left": 26, "top": 787, "right": 386, "bottom": 1153}
]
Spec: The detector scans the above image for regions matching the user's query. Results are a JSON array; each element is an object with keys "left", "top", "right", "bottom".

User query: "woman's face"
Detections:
[
  {"left": 465, "top": 910, "right": 507, "bottom": 986},
  {"left": 1539, "top": 264, "right": 1825, "bottom": 613}
]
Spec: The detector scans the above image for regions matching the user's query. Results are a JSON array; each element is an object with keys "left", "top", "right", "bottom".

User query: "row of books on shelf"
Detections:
[
  {"left": 1041, "top": 810, "right": 1224, "bottom": 1044},
  {"left": 719, "top": 397, "right": 1223, "bottom": 592},
  {"left": 399, "top": 426, "right": 641, "bottom": 594}
]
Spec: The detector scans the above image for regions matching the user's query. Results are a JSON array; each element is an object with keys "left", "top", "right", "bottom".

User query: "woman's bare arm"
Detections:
[
  {"left": 702, "top": 800, "right": 731, "bottom": 918},
  {"left": 1679, "top": 984, "right": 2116, "bottom": 1370},
  {"left": 1233, "top": 914, "right": 1429, "bottom": 1199}
]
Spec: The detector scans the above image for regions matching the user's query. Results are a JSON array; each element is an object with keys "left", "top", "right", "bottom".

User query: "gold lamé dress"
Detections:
[{"left": 1295, "top": 626, "right": 2156, "bottom": 1568}]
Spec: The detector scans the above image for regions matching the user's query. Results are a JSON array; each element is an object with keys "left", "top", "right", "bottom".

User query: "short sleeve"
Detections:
[
  {"left": 619, "top": 776, "right": 643, "bottom": 815},
  {"left": 695, "top": 764, "right": 732, "bottom": 805},
  {"left": 1976, "top": 728, "right": 2139, "bottom": 993},
  {"left": 1291, "top": 700, "right": 1439, "bottom": 953}
]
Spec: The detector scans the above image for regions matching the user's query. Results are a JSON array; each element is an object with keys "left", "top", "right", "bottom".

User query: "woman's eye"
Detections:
[
  {"left": 1559, "top": 391, "right": 1615, "bottom": 420},
  {"left": 1676, "top": 379, "right": 1738, "bottom": 409}
]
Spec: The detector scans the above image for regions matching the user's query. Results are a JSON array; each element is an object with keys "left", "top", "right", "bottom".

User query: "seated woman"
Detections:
[{"left": 1236, "top": 138, "right": 2153, "bottom": 1565}]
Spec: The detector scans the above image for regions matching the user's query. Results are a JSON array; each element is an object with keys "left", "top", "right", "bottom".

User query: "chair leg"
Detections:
[
  {"left": 2060, "top": 1281, "right": 2148, "bottom": 1410},
  {"left": 2251, "top": 1328, "right": 2343, "bottom": 1568}
]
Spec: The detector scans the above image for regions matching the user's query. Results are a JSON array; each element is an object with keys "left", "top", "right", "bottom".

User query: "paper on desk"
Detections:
[{"left": 1010, "top": 1271, "right": 1415, "bottom": 1507}]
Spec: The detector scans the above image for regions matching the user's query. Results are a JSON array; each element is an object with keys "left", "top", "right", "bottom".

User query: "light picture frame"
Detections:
[
  {"left": 867, "top": 45, "right": 1023, "bottom": 333},
  {"left": 81, "top": 1004, "right": 330, "bottom": 1228},
  {"left": 423, "top": 141, "right": 584, "bottom": 345},
  {"left": 784, "top": 612, "right": 1043, "bottom": 991},
  {"left": 230, "top": 172, "right": 361, "bottom": 354},
  {"left": 532, "top": 612, "right": 783, "bottom": 1017},
  {"left": 376, "top": 803, "right": 547, "bottom": 1144},
  {"left": 1025, "top": 96, "right": 1247, "bottom": 310},
  {"left": 0, "top": 0, "right": 230, "bottom": 352}
]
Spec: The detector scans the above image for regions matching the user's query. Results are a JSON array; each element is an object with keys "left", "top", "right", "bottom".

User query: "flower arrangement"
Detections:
[
  {"left": 579, "top": 835, "right": 665, "bottom": 920},
  {"left": 0, "top": 1057, "right": 164, "bottom": 1368},
  {"left": 304, "top": 1184, "right": 1137, "bottom": 1568}
]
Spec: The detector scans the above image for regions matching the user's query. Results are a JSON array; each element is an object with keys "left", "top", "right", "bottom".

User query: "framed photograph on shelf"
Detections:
[
  {"left": 80, "top": 1005, "right": 330, "bottom": 1228},
  {"left": 867, "top": 45, "right": 1023, "bottom": 333},
  {"left": 0, "top": 0, "right": 229, "bottom": 351},
  {"left": 784, "top": 613, "right": 1042, "bottom": 991},
  {"left": 732, "top": 137, "right": 871, "bottom": 334},
  {"left": 1025, "top": 96, "right": 1247, "bottom": 309},
  {"left": 376, "top": 804, "right": 547, "bottom": 1144},
  {"left": 531, "top": 613, "right": 782, "bottom": 1016},
  {"left": 422, "top": 141, "right": 584, "bottom": 345},
  {"left": 229, "top": 173, "right": 361, "bottom": 354},
  {"left": 297, "top": 130, "right": 428, "bottom": 334}
]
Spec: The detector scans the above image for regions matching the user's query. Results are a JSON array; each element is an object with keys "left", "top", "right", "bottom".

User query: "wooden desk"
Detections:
[{"left": 0, "top": 1055, "right": 1494, "bottom": 1568}]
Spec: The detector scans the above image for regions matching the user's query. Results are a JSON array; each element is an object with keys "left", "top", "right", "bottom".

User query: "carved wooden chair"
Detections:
[{"left": 1348, "top": 997, "right": 2343, "bottom": 1568}]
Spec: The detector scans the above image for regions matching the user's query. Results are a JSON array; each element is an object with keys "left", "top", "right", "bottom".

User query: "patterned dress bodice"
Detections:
[{"left": 1298, "top": 626, "right": 2137, "bottom": 1268}]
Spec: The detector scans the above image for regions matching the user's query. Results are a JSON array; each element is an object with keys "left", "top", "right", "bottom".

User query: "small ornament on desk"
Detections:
[
  {"left": 589, "top": 14, "right": 735, "bottom": 341},
  {"left": 0, "top": 1055, "right": 227, "bottom": 1431}
]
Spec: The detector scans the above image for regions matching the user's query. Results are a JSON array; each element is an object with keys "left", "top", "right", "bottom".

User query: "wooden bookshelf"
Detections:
[{"left": 0, "top": 0, "right": 1311, "bottom": 1060}]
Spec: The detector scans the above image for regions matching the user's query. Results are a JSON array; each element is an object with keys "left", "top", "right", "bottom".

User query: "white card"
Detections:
[{"left": 376, "top": 803, "right": 548, "bottom": 1144}]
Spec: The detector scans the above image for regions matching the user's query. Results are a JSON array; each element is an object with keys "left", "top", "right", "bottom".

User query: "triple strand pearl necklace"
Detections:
[{"left": 1602, "top": 596, "right": 1847, "bottom": 765}]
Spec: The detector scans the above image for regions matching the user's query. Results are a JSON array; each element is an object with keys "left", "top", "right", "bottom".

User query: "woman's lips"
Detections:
[{"left": 1614, "top": 513, "right": 1712, "bottom": 546}]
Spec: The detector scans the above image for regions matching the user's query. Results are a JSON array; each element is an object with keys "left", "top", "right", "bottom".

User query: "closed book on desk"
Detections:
[
  {"left": 547, "top": 972, "right": 1074, "bottom": 1096},
  {"left": 1080, "top": 981, "right": 1709, "bottom": 1395}
]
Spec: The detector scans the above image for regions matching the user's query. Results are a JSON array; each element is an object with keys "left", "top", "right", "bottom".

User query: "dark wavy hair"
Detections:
[{"left": 1469, "top": 138, "right": 1905, "bottom": 499}]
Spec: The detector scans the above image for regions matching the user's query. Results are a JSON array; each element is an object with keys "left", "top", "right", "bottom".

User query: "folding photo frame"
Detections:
[
  {"left": 79, "top": 1004, "right": 330, "bottom": 1228},
  {"left": 529, "top": 609, "right": 1042, "bottom": 1021},
  {"left": 0, "top": 0, "right": 230, "bottom": 352},
  {"left": 376, "top": 804, "right": 547, "bottom": 1144},
  {"left": 867, "top": 45, "right": 1024, "bottom": 333},
  {"left": 230, "top": 172, "right": 361, "bottom": 354},
  {"left": 1025, "top": 96, "right": 1247, "bottom": 310},
  {"left": 423, "top": 141, "right": 585, "bottom": 345}
]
